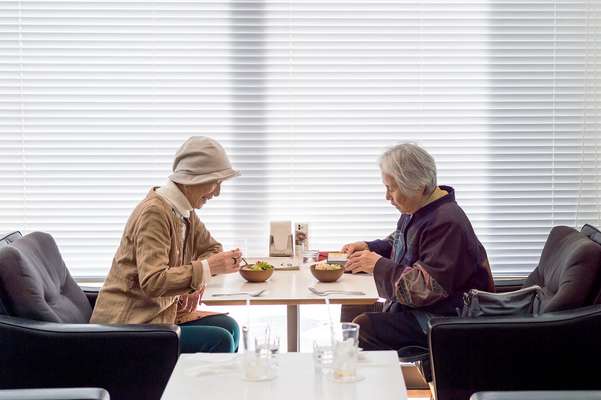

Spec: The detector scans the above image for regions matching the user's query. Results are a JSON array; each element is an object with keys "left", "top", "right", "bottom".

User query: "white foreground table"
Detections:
[
  {"left": 161, "top": 351, "right": 407, "bottom": 400},
  {"left": 202, "top": 258, "right": 379, "bottom": 352}
]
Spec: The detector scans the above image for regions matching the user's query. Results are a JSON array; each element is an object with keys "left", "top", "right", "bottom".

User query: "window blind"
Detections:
[{"left": 1, "top": 0, "right": 600, "bottom": 279}]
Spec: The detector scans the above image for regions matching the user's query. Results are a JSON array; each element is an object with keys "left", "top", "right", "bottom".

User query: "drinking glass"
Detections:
[
  {"left": 330, "top": 322, "right": 362, "bottom": 383},
  {"left": 335, "top": 322, "right": 359, "bottom": 346},
  {"left": 313, "top": 340, "right": 334, "bottom": 374},
  {"left": 240, "top": 326, "right": 279, "bottom": 381},
  {"left": 303, "top": 249, "right": 319, "bottom": 264},
  {"left": 241, "top": 349, "right": 278, "bottom": 381},
  {"left": 255, "top": 335, "right": 280, "bottom": 356}
]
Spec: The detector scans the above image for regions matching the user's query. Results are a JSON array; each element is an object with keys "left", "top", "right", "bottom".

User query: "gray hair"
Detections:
[{"left": 379, "top": 143, "right": 438, "bottom": 196}]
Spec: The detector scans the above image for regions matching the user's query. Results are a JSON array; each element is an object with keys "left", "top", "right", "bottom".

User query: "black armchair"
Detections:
[
  {"left": 431, "top": 304, "right": 601, "bottom": 400},
  {"left": 0, "top": 232, "right": 180, "bottom": 400},
  {"left": 399, "top": 225, "right": 601, "bottom": 399}
]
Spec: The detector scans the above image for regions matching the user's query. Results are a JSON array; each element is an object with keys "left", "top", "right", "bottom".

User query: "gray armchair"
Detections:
[{"left": 0, "top": 232, "right": 180, "bottom": 400}]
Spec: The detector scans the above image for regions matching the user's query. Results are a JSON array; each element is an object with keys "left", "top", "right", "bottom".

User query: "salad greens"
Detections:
[{"left": 246, "top": 260, "right": 273, "bottom": 271}]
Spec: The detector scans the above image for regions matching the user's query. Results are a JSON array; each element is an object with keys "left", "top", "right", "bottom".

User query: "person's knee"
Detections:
[
  {"left": 180, "top": 325, "right": 236, "bottom": 353},
  {"left": 353, "top": 313, "right": 370, "bottom": 331},
  {"left": 220, "top": 315, "right": 240, "bottom": 339},
  {"left": 353, "top": 313, "right": 377, "bottom": 349},
  {"left": 210, "top": 328, "right": 236, "bottom": 353},
  {"left": 216, "top": 315, "right": 239, "bottom": 350}
]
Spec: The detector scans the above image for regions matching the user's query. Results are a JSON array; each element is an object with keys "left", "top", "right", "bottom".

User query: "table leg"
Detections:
[{"left": 287, "top": 304, "right": 299, "bottom": 352}]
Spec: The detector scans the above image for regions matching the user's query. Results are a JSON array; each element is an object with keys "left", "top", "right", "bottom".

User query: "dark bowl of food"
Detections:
[
  {"left": 239, "top": 261, "right": 274, "bottom": 283},
  {"left": 310, "top": 263, "right": 344, "bottom": 283}
]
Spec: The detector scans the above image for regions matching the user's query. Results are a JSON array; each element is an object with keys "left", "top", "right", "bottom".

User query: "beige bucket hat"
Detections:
[{"left": 169, "top": 136, "right": 240, "bottom": 185}]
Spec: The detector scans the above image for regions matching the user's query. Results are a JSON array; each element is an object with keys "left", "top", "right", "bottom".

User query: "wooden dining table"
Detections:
[{"left": 202, "top": 257, "right": 380, "bottom": 352}]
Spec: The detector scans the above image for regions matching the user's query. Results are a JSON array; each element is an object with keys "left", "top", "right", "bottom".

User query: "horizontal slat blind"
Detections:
[{"left": 1, "top": 0, "right": 600, "bottom": 278}]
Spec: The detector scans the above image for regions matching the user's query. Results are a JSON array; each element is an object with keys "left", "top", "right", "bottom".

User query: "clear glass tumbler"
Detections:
[
  {"left": 303, "top": 249, "right": 319, "bottom": 264},
  {"left": 242, "top": 344, "right": 278, "bottom": 381},
  {"left": 313, "top": 340, "right": 334, "bottom": 374},
  {"left": 331, "top": 322, "right": 361, "bottom": 382}
]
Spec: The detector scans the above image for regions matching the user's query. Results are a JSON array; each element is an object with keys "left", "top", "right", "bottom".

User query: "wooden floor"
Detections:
[{"left": 407, "top": 389, "right": 432, "bottom": 399}]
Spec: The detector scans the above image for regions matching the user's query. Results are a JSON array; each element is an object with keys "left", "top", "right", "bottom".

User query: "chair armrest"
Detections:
[
  {"left": 429, "top": 305, "right": 601, "bottom": 400},
  {"left": 0, "top": 315, "right": 180, "bottom": 400},
  {"left": 429, "top": 303, "right": 601, "bottom": 327},
  {"left": 0, "top": 388, "right": 109, "bottom": 400},
  {"left": 397, "top": 345, "right": 430, "bottom": 363},
  {"left": 397, "top": 345, "right": 433, "bottom": 383}
]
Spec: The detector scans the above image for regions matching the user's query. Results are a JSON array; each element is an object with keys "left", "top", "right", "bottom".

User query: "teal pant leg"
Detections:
[
  {"left": 179, "top": 325, "right": 235, "bottom": 353},
  {"left": 179, "top": 314, "right": 240, "bottom": 353}
]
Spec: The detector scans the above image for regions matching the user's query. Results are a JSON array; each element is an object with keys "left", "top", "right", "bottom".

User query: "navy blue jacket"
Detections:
[{"left": 367, "top": 186, "right": 494, "bottom": 315}]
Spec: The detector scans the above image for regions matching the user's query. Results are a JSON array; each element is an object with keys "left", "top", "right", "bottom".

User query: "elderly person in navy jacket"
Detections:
[{"left": 342, "top": 143, "right": 494, "bottom": 351}]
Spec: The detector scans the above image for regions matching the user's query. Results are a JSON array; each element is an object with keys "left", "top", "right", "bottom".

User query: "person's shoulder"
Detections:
[
  {"left": 437, "top": 199, "right": 467, "bottom": 216},
  {"left": 134, "top": 192, "right": 173, "bottom": 225},
  {"left": 429, "top": 200, "right": 472, "bottom": 229},
  {"left": 139, "top": 195, "right": 170, "bottom": 215}
]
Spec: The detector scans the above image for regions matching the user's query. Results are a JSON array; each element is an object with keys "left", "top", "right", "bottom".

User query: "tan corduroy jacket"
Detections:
[{"left": 90, "top": 188, "right": 222, "bottom": 324}]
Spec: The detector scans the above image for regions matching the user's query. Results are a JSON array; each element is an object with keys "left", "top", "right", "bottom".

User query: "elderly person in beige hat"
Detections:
[{"left": 91, "top": 137, "right": 242, "bottom": 353}]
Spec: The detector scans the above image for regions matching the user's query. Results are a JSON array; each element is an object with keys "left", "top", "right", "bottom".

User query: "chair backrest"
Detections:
[
  {"left": 0, "top": 232, "right": 22, "bottom": 314},
  {"left": 0, "top": 232, "right": 92, "bottom": 323},
  {"left": 581, "top": 224, "right": 601, "bottom": 305},
  {"left": 0, "top": 231, "right": 23, "bottom": 248},
  {"left": 582, "top": 224, "right": 601, "bottom": 245},
  {"left": 523, "top": 225, "right": 601, "bottom": 313}
]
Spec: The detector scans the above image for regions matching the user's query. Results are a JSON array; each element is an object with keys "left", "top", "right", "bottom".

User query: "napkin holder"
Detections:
[{"left": 269, "top": 221, "right": 293, "bottom": 257}]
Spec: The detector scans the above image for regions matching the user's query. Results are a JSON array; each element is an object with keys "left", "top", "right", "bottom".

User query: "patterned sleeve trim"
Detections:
[{"left": 394, "top": 261, "right": 449, "bottom": 307}]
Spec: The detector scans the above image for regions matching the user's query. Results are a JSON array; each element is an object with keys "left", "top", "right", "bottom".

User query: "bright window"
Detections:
[{"left": 1, "top": 1, "right": 600, "bottom": 279}]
